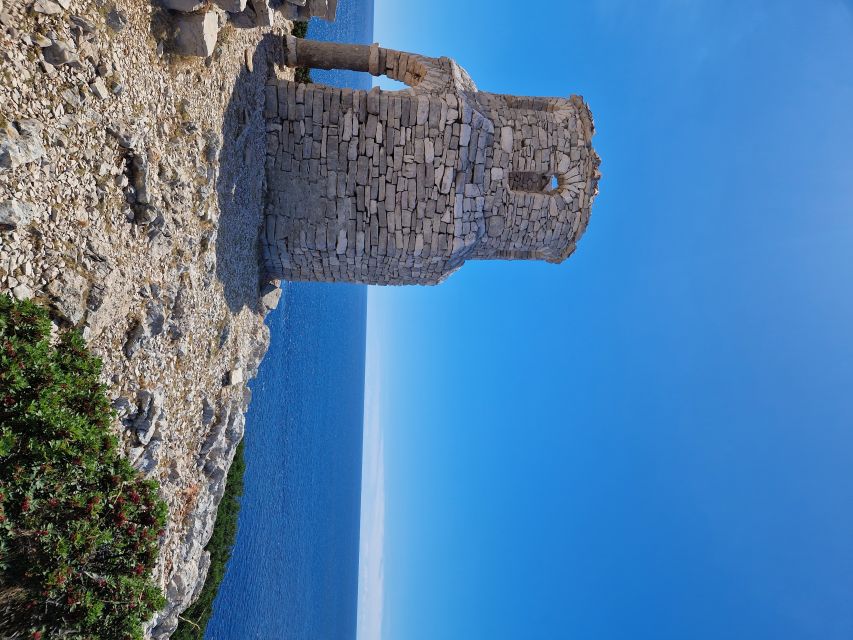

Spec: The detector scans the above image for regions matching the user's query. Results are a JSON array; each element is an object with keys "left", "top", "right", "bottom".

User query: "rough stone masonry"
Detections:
[{"left": 262, "top": 37, "right": 602, "bottom": 285}]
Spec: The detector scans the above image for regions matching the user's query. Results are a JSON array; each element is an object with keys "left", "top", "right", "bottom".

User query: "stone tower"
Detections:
[{"left": 261, "top": 37, "right": 601, "bottom": 285}]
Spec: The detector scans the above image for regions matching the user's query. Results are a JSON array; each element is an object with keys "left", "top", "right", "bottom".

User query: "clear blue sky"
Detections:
[{"left": 360, "top": 1, "right": 853, "bottom": 639}]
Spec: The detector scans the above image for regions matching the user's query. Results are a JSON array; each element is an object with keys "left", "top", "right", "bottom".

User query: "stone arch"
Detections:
[{"left": 283, "top": 37, "right": 450, "bottom": 94}]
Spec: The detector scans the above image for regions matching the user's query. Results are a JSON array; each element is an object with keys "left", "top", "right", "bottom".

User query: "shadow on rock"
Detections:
[{"left": 214, "top": 34, "right": 284, "bottom": 313}]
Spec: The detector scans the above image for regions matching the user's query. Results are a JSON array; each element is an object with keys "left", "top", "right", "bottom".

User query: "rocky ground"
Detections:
[{"left": 0, "top": 0, "right": 295, "bottom": 635}]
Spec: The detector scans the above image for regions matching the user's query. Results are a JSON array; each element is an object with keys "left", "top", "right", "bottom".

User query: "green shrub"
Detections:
[
  {"left": 291, "top": 20, "right": 308, "bottom": 39},
  {"left": 295, "top": 67, "right": 313, "bottom": 84},
  {"left": 172, "top": 441, "right": 245, "bottom": 640},
  {"left": 291, "top": 20, "right": 313, "bottom": 84},
  {"left": 0, "top": 295, "right": 168, "bottom": 639}
]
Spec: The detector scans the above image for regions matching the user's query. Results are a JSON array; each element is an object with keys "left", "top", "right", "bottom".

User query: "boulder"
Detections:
[
  {"left": 42, "top": 39, "right": 79, "bottom": 66},
  {"left": 249, "top": 0, "right": 272, "bottom": 26},
  {"left": 259, "top": 281, "right": 282, "bottom": 311},
  {"left": 31, "top": 0, "right": 63, "bottom": 14},
  {"left": 46, "top": 270, "right": 88, "bottom": 325},
  {"left": 172, "top": 11, "right": 218, "bottom": 58},
  {"left": 69, "top": 14, "right": 96, "bottom": 33},
  {"left": 128, "top": 150, "right": 151, "bottom": 205},
  {"left": 134, "top": 437, "right": 162, "bottom": 476},
  {"left": 123, "top": 320, "right": 146, "bottom": 357},
  {"left": 0, "top": 200, "right": 36, "bottom": 231},
  {"left": 12, "top": 284, "right": 33, "bottom": 301},
  {"left": 201, "top": 398, "right": 216, "bottom": 427},
  {"left": 105, "top": 7, "right": 127, "bottom": 31},
  {"left": 0, "top": 121, "right": 45, "bottom": 170},
  {"left": 145, "top": 299, "right": 166, "bottom": 337},
  {"left": 132, "top": 389, "right": 165, "bottom": 446},
  {"left": 112, "top": 396, "right": 135, "bottom": 419},
  {"left": 89, "top": 78, "right": 109, "bottom": 100},
  {"left": 212, "top": 0, "right": 246, "bottom": 12},
  {"left": 160, "top": 0, "right": 205, "bottom": 11}
]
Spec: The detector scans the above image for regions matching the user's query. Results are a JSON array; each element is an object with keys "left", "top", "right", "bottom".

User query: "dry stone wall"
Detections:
[{"left": 261, "top": 38, "right": 601, "bottom": 285}]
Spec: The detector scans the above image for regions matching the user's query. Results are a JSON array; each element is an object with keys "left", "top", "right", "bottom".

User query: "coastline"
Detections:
[{"left": 0, "top": 0, "right": 298, "bottom": 635}]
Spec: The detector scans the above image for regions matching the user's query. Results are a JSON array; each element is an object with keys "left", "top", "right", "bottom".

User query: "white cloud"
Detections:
[{"left": 357, "top": 290, "right": 386, "bottom": 640}]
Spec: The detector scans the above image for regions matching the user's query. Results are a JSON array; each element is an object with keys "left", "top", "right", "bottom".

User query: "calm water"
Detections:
[{"left": 204, "top": 2, "right": 373, "bottom": 637}]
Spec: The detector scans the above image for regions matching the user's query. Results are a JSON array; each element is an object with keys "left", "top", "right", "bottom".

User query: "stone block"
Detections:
[
  {"left": 0, "top": 200, "right": 36, "bottom": 231},
  {"left": 172, "top": 11, "right": 218, "bottom": 58},
  {"left": 160, "top": 0, "right": 205, "bottom": 11},
  {"left": 249, "top": 0, "right": 272, "bottom": 26},
  {"left": 213, "top": 0, "right": 247, "bottom": 11}
]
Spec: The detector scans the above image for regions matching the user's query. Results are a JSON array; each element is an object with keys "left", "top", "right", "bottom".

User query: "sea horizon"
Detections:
[{"left": 204, "top": 3, "right": 375, "bottom": 636}]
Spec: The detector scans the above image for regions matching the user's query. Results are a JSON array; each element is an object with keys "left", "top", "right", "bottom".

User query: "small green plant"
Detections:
[
  {"left": 172, "top": 441, "right": 245, "bottom": 640},
  {"left": 0, "top": 295, "right": 168, "bottom": 639},
  {"left": 295, "top": 67, "right": 313, "bottom": 84},
  {"left": 291, "top": 21, "right": 309, "bottom": 38},
  {"left": 291, "top": 21, "right": 313, "bottom": 83}
]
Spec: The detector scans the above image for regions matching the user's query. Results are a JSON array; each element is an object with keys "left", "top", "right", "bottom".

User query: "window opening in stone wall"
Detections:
[
  {"left": 508, "top": 172, "right": 562, "bottom": 195},
  {"left": 375, "top": 76, "right": 408, "bottom": 92}
]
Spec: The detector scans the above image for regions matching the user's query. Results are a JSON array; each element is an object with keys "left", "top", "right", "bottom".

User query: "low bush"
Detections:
[
  {"left": 0, "top": 295, "right": 168, "bottom": 639},
  {"left": 291, "top": 20, "right": 308, "bottom": 39}
]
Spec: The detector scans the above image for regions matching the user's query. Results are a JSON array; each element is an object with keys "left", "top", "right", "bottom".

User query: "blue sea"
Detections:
[{"left": 204, "top": 2, "right": 373, "bottom": 637}]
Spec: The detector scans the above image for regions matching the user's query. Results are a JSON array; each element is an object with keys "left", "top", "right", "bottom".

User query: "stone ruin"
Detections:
[
  {"left": 280, "top": 0, "right": 338, "bottom": 21},
  {"left": 165, "top": 0, "right": 337, "bottom": 58},
  {"left": 261, "top": 38, "right": 602, "bottom": 285}
]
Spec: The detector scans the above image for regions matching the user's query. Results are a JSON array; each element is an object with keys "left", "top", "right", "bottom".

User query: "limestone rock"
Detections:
[
  {"left": 150, "top": 404, "right": 245, "bottom": 639},
  {"left": 89, "top": 78, "right": 109, "bottom": 100},
  {"left": 0, "top": 200, "right": 36, "bottom": 231},
  {"left": 0, "top": 121, "right": 46, "bottom": 170},
  {"left": 32, "top": 0, "right": 63, "bottom": 14},
  {"left": 281, "top": 0, "right": 337, "bottom": 20},
  {"left": 145, "top": 300, "right": 166, "bottom": 337},
  {"left": 201, "top": 398, "right": 216, "bottom": 427},
  {"left": 46, "top": 270, "right": 88, "bottom": 326},
  {"left": 69, "top": 14, "right": 96, "bottom": 33},
  {"left": 172, "top": 11, "right": 219, "bottom": 58},
  {"left": 160, "top": 0, "right": 206, "bottom": 11},
  {"left": 105, "top": 7, "right": 127, "bottom": 31},
  {"left": 212, "top": 0, "right": 246, "bottom": 12},
  {"left": 112, "top": 396, "right": 135, "bottom": 419},
  {"left": 123, "top": 320, "right": 146, "bottom": 358},
  {"left": 259, "top": 282, "right": 282, "bottom": 311},
  {"left": 128, "top": 149, "right": 151, "bottom": 206},
  {"left": 42, "top": 40, "right": 79, "bottom": 66},
  {"left": 249, "top": 0, "right": 272, "bottom": 26},
  {"left": 134, "top": 437, "right": 162, "bottom": 475},
  {"left": 131, "top": 389, "right": 165, "bottom": 446},
  {"left": 12, "top": 284, "right": 33, "bottom": 300}
]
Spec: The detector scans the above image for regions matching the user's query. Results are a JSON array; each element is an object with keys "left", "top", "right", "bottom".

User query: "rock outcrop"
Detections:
[
  {"left": 0, "top": 0, "right": 292, "bottom": 636},
  {"left": 280, "top": 0, "right": 336, "bottom": 21},
  {"left": 161, "top": 0, "right": 338, "bottom": 58}
]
